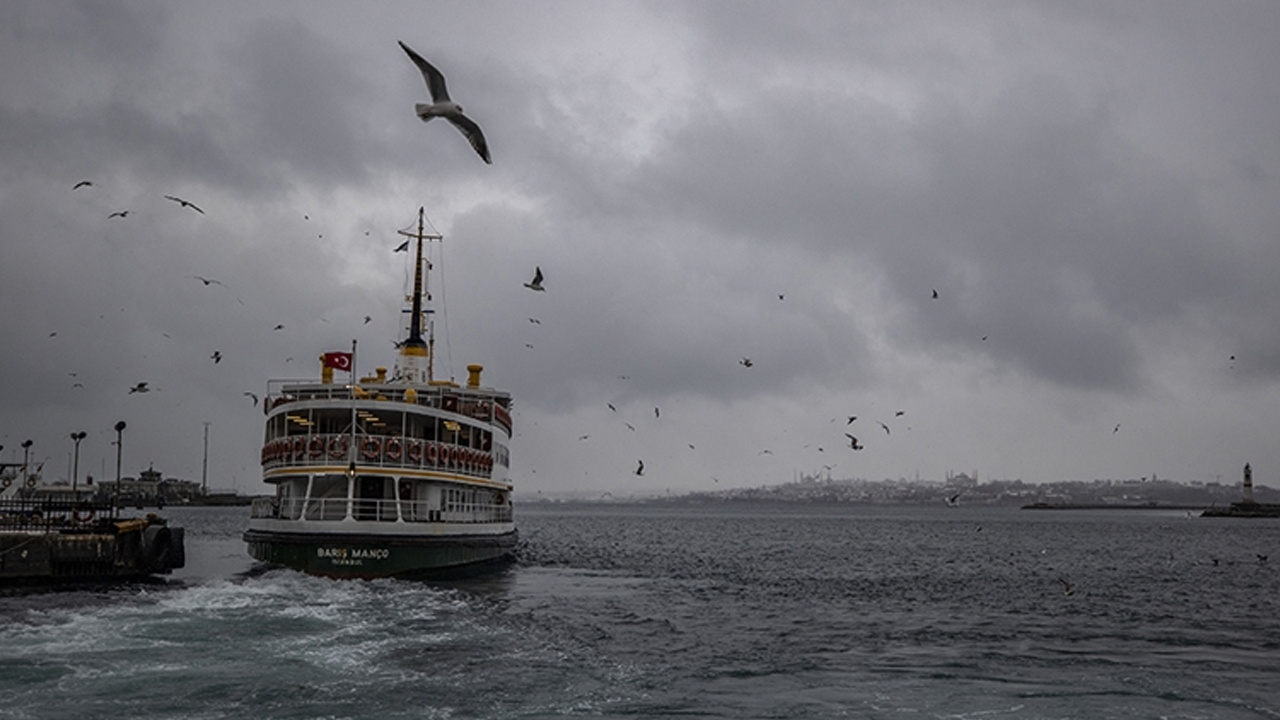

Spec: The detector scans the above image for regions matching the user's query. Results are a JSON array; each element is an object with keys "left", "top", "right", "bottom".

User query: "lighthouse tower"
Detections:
[{"left": 1243, "top": 463, "right": 1255, "bottom": 504}]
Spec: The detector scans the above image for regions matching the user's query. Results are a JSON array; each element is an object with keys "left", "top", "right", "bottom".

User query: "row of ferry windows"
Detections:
[{"left": 265, "top": 407, "right": 493, "bottom": 450}]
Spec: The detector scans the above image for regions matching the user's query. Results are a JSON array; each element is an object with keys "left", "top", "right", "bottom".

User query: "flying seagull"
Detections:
[
  {"left": 187, "top": 275, "right": 224, "bottom": 287},
  {"left": 634, "top": 460, "right": 644, "bottom": 476},
  {"left": 128, "top": 382, "right": 150, "bottom": 394},
  {"left": 364, "top": 315, "right": 373, "bottom": 324},
  {"left": 524, "top": 267, "right": 545, "bottom": 292},
  {"left": 877, "top": 421, "right": 891, "bottom": 435},
  {"left": 73, "top": 180, "right": 93, "bottom": 190},
  {"left": 1058, "top": 578, "right": 1075, "bottom": 596},
  {"left": 844, "top": 433, "right": 863, "bottom": 450},
  {"left": 740, "top": 357, "right": 753, "bottom": 367},
  {"left": 107, "top": 210, "right": 130, "bottom": 219},
  {"left": 211, "top": 350, "right": 222, "bottom": 364},
  {"left": 393, "top": 239, "right": 410, "bottom": 252},
  {"left": 164, "top": 195, "right": 205, "bottom": 214},
  {"left": 243, "top": 391, "right": 259, "bottom": 407},
  {"left": 398, "top": 41, "right": 492, "bottom": 164}
]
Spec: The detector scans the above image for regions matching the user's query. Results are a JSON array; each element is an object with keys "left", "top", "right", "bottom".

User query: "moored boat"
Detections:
[{"left": 243, "top": 208, "right": 517, "bottom": 578}]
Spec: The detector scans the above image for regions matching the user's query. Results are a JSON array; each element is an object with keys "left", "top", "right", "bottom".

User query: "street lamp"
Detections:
[
  {"left": 113, "top": 421, "right": 126, "bottom": 513},
  {"left": 20, "top": 440, "right": 32, "bottom": 489},
  {"left": 70, "top": 431, "right": 87, "bottom": 497}
]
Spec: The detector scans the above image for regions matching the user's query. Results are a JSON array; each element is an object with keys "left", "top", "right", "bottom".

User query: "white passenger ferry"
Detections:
[{"left": 244, "top": 208, "right": 516, "bottom": 578}]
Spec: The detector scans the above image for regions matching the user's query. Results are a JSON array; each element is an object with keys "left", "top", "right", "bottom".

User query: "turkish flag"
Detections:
[{"left": 322, "top": 352, "right": 353, "bottom": 371}]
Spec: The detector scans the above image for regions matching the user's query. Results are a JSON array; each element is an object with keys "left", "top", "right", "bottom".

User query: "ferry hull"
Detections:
[{"left": 243, "top": 528, "right": 517, "bottom": 579}]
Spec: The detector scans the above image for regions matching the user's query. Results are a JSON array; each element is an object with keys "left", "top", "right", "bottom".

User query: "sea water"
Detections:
[{"left": 1, "top": 503, "right": 1277, "bottom": 719}]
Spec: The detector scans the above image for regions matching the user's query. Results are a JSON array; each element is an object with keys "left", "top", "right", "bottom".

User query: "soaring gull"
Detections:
[{"left": 399, "top": 41, "right": 492, "bottom": 164}]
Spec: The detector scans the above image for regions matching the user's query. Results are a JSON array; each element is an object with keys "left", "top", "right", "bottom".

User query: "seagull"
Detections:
[
  {"left": 895, "top": 410, "right": 905, "bottom": 417},
  {"left": 243, "top": 391, "right": 259, "bottom": 407},
  {"left": 188, "top": 275, "right": 224, "bottom": 287},
  {"left": 624, "top": 423, "right": 635, "bottom": 431},
  {"left": 107, "top": 210, "right": 130, "bottom": 219},
  {"left": 164, "top": 195, "right": 204, "bottom": 214},
  {"left": 607, "top": 403, "right": 617, "bottom": 412},
  {"left": 634, "top": 460, "right": 644, "bottom": 476},
  {"left": 399, "top": 41, "right": 492, "bottom": 164},
  {"left": 932, "top": 289, "right": 939, "bottom": 299},
  {"left": 211, "top": 350, "right": 222, "bottom": 364},
  {"left": 1113, "top": 423, "right": 1121, "bottom": 434},
  {"left": 578, "top": 435, "right": 589, "bottom": 440},
  {"left": 1058, "top": 578, "right": 1075, "bottom": 596},
  {"left": 844, "top": 433, "right": 863, "bottom": 450},
  {"left": 877, "top": 421, "right": 891, "bottom": 435},
  {"left": 524, "top": 266, "right": 545, "bottom": 292},
  {"left": 528, "top": 317, "right": 541, "bottom": 324},
  {"left": 73, "top": 180, "right": 94, "bottom": 190},
  {"left": 393, "top": 240, "right": 410, "bottom": 252},
  {"left": 364, "top": 315, "right": 372, "bottom": 324},
  {"left": 128, "top": 382, "right": 150, "bottom": 394},
  {"left": 945, "top": 492, "right": 961, "bottom": 507},
  {"left": 654, "top": 407, "right": 660, "bottom": 418},
  {"left": 740, "top": 357, "right": 753, "bottom": 367},
  {"left": 272, "top": 324, "right": 284, "bottom": 331},
  {"left": 846, "top": 416, "right": 857, "bottom": 425}
]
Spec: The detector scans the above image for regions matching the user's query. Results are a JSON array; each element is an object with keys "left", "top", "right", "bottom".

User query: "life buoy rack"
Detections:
[
  {"left": 385, "top": 438, "right": 402, "bottom": 461},
  {"left": 426, "top": 442, "right": 439, "bottom": 465},
  {"left": 1, "top": 477, "right": 10, "bottom": 488},
  {"left": 309, "top": 436, "right": 325, "bottom": 458},
  {"left": 328, "top": 436, "right": 348, "bottom": 460},
  {"left": 361, "top": 437, "right": 381, "bottom": 460},
  {"left": 25, "top": 477, "right": 36, "bottom": 489},
  {"left": 407, "top": 440, "right": 423, "bottom": 463},
  {"left": 73, "top": 506, "right": 95, "bottom": 523}
]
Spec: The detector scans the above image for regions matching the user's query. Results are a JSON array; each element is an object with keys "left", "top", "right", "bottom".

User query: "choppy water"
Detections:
[{"left": 1, "top": 503, "right": 1278, "bottom": 719}]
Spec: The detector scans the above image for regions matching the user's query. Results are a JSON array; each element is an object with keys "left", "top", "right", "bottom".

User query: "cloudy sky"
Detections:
[{"left": 3, "top": 2, "right": 1279, "bottom": 496}]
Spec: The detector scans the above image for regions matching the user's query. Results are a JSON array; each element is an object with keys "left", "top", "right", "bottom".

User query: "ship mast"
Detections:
[{"left": 396, "top": 207, "right": 442, "bottom": 384}]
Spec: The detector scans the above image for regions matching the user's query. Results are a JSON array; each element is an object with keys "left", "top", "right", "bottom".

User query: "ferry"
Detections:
[{"left": 244, "top": 208, "right": 517, "bottom": 578}]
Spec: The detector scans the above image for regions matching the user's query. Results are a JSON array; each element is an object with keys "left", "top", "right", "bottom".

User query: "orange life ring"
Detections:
[
  {"left": 328, "top": 436, "right": 348, "bottom": 460},
  {"left": 1, "top": 477, "right": 11, "bottom": 488},
  {"left": 407, "top": 440, "right": 423, "bottom": 463},
  {"left": 426, "top": 442, "right": 439, "bottom": 465},
  {"left": 385, "top": 438, "right": 402, "bottom": 460},
  {"left": 309, "top": 436, "right": 325, "bottom": 458},
  {"left": 361, "top": 437, "right": 381, "bottom": 460},
  {"left": 25, "top": 477, "right": 36, "bottom": 488},
  {"left": 73, "top": 507, "right": 95, "bottom": 523}
]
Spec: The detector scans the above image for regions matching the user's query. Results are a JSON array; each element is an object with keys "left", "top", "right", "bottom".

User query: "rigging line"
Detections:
[{"left": 435, "top": 235, "right": 455, "bottom": 382}]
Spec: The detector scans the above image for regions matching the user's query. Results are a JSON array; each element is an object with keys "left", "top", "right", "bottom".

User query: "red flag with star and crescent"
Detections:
[{"left": 322, "top": 352, "right": 352, "bottom": 371}]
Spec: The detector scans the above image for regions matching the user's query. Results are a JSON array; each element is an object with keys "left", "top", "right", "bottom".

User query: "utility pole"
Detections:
[{"left": 202, "top": 421, "right": 210, "bottom": 496}]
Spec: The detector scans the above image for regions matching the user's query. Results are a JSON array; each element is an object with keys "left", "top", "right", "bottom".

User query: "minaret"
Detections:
[{"left": 1243, "top": 463, "right": 1255, "bottom": 504}]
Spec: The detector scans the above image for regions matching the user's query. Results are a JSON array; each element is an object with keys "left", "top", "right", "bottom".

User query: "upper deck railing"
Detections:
[
  {"left": 264, "top": 380, "right": 513, "bottom": 435},
  {"left": 261, "top": 432, "right": 503, "bottom": 478}
]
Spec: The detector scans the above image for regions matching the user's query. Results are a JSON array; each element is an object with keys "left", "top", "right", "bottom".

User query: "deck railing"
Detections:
[
  {"left": 0, "top": 499, "right": 120, "bottom": 533},
  {"left": 263, "top": 382, "right": 513, "bottom": 435},
  {"left": 251, "top": 496, "right": 512, "bottom": 524},
  {"left": 260, "top": 433, "right": 497, "bottom": 477}
]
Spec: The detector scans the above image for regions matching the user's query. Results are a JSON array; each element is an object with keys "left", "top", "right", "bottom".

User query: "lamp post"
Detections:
[
  {"left": 113, "top": 421, "right": 126, "bottom": 513},
  {"left": 20, "top": 440, "right": 32, "bottom": 489},
  {"left": 70, "top": 431, "right": 87, "bottom": 498}
]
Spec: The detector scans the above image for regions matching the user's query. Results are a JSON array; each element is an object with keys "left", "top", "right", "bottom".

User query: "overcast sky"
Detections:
[{"left": 3, "top": 1, "right": 1279, "bottom": 496}]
